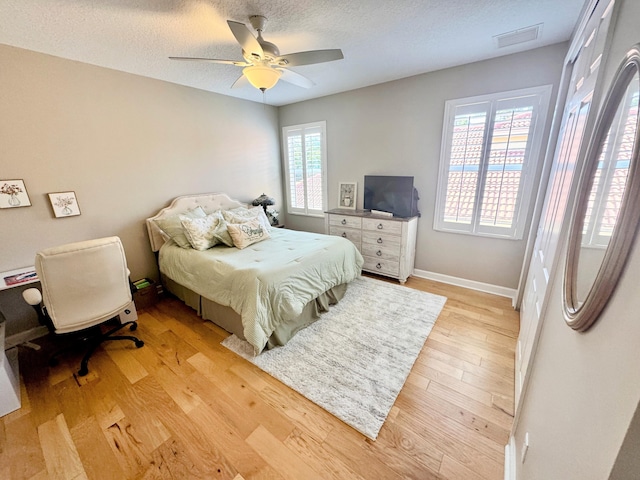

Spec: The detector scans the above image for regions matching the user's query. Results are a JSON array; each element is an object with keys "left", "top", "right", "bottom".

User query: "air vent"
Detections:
[{"left": 494, "top": 24, "right": 543, "bottom": 49}]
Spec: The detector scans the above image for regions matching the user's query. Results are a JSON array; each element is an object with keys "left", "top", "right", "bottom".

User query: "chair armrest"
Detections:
[{"left": 22, "top": 288, "right": 43, "bottom": 306}]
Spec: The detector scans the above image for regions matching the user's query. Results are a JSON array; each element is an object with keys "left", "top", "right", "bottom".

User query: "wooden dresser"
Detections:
[{"left": 325, "top": 209, "right": 418, "bottom": 283}]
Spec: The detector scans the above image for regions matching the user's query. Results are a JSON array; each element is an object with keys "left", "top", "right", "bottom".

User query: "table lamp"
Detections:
[{"left": 252, "top": 193, "right": 275, "bottom": 213}]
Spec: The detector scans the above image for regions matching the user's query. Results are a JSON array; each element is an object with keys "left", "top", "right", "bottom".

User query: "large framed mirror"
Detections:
[{"left": 564, "top": 44, "right": 640, "bottom": 331}]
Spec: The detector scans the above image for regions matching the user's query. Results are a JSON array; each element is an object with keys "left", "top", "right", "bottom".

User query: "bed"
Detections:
[{"left": 146, "top": 193, "right": 364, "bottom": 355}]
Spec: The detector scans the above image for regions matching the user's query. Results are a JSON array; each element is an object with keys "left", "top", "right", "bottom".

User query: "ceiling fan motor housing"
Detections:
[
  {"left": 243, "top": 40, "right": 280, "bottom": 63},
  {"left": 244, "top": 15, "right": 280, "bottom": 63}
]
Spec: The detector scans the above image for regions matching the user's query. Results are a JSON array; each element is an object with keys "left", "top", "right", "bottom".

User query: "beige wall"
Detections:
[
  {"left": 0, "top": 45, "right": 281, "bottom": 282},
  {"left": 513, "top": 0, "right": 640, "bottom": 478},
  {"left": 279, "top": 43, "right": 568, "bottom": 289},
  {"left": 0, "top": 42, "right": 567, "bottom": 292}
]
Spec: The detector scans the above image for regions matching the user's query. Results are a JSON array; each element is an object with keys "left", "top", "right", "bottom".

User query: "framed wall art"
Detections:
[
  {"left": 338, "top": 182, "right": 357, "bottom": 209},
  {"left": 0, "top": 179, "right": 32, "bottom": 208},
  {"left": 48, "top": 191, "right": 81, "bottom": 218}
]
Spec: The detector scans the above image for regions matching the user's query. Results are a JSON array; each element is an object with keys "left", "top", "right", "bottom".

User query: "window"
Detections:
[
  {"left": 434, "top": 85, "right": 552, "bottom": 239},
  {"left": 282, "top": 121, "right": 327, "bottom": 217}
]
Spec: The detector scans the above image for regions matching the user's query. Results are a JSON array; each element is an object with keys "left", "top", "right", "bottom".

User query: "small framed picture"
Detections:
[
  {"left": 48, "top": 191, "right": 81, "bottom": 218},
  {"left": 338, "top": 182, "right": 357, "bottom": 209},
  {"left": 0, "top": 179, "right": 32, "bottom": 208}
]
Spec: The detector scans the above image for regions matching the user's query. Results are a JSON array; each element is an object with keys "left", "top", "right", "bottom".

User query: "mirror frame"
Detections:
[{"left": 564, "top": 44, "right": 640, "bottom": 331}]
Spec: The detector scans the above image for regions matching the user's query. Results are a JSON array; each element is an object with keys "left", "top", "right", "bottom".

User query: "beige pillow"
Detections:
[
  {"left": 223, "top": 206, "right": 271, "bottom": 232},
  {"left": 227, "top": 218, "right": 270, "bottom": 249},
  {"left": 211, "top": 217, "right": 234, "bottom": 247},
  {"left": 154, "top": 206, "right": 207, "bottom": 248},
  {"left": 180, "top": 211, "right": 224, "bottom": 250}
]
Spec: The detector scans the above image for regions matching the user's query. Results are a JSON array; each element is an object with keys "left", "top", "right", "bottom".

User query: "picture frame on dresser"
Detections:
[{"left": 338, "top": 182, "right": 357, "bottom": 209}]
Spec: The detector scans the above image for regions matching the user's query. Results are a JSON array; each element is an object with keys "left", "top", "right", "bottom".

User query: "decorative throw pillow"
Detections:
[
  {"left": 180, "top": 211, "right": 224, "bottom": 250},
  {"left": 222, "top": 206, "right": 272, "bottom": 232},
  {"left": 153, "top": 206, "right": 207, "bottom": 248},
  {"left": 211, "top": 217, "right": 235, "bottom": 247},
  {"left": 227, "top": 218, "right": 270, "bottom": 249}
]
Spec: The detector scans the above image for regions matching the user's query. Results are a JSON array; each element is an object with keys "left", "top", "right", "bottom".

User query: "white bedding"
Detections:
[{"left": 159, "top": 227, "right": 363, "bottom": 354}]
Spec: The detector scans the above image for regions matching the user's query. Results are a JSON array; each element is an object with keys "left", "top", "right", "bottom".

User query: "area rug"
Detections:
[{"left": 221, "top": 275, "right": 447, "bottom": 440}]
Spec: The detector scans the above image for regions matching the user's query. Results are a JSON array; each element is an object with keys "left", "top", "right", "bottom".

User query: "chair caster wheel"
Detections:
[
  {"left": 129, "top": 323, "right": 138, "bottom": 331},
  {"left": 135, "top": 340, "right": 144, "bottom": 348},
  {"left": 78, "top": 367, "right": 88, "bottom": 377}
]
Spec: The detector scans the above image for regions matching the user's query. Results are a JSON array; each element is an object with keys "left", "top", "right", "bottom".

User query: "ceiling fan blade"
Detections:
[
  {"left": 169, "top": 57, "right": 248, "bottom": 66},
  {"left": 231, "top": 75, "right": 249, "bottom": 89},
  {"left": 227, "top": 20, "right": 264, "bottom": 59},
  {"left": 276, "top": 49, "right": 344, "bottom": 67},
  {"left": 277, "top": 68, "right": 315, "bottom": 89}
]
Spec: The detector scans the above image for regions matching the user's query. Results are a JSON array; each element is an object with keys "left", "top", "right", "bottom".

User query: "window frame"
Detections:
[
  {"left": 282, "top": 121, "right": 328, "bottom": 218},
  {"left": 434, "top": 85, "right": 553, "bottom": 240}
]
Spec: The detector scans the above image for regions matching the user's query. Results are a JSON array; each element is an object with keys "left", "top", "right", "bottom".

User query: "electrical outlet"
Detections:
[{"left": 521, "top": 432, "right": 530, "bottom": 463}]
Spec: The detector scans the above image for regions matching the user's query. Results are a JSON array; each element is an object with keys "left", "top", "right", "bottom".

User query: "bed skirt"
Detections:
[{"left": 161, "top": 274, "right": 347, "bottom": 351}]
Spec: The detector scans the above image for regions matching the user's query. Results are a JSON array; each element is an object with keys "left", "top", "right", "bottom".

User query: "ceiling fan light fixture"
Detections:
[{"left": 243, "top": 65, "right": 281, "bottom": 91}]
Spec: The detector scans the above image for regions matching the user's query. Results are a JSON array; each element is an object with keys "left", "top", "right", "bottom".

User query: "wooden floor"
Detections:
[{"left": 0, "top": 275, "right": 519, "bottom": 480}]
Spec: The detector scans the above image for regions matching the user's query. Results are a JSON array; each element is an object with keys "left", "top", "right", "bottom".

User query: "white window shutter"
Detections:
[
  {"left": 435, "top": 85, "right": 552, "bottom": 240},
  {"left": 282, "top": 122, "right": 327, "bottom": 217}
]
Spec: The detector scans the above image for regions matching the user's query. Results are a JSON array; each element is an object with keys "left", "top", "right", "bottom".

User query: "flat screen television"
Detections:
[{"left": 363, "top": 175, "right": 420, "bottom": 218}]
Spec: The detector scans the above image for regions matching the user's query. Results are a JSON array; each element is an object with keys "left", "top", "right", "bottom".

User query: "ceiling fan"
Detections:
[{"left": 170, "top": 15, "right": 344, "bottom": 92}]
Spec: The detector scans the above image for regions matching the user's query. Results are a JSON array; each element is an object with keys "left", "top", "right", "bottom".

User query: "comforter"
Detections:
[{"left": 159, "top": 228, "right": 363, "bottom": 354}]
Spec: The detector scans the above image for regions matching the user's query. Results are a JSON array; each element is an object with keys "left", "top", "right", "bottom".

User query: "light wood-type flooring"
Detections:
[{"left": 0, "top": 274, "right": 519, "bottom": 479}]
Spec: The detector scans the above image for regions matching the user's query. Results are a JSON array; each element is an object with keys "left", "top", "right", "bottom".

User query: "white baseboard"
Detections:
[
  {"left": 5, "top": 326, "right": 48, "bottom": 350},
  {"left": 505, "top": 436, "right": 516, "bottom": 480},
  {"left": 413, "top": 269, "right": 518, "bottom": 304}
]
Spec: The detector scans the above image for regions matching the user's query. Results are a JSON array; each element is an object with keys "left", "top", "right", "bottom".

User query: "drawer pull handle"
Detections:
[
  {"left": 376, "top": 263, "right": 382, "bottom": 269},
  {"left": 341, "top": 219, "right": 347, "bottom": 225},
  {"left": 377, "top": 238, "right": 383, "bottom": 244},
  {"left": 342, "top": 232, "right": 347, "bottom": 238},
  {"left": 376, "top": 250, "right": 382, "bottom": 256},
  {"left": 377, "top": 223, "right": 383, "bottom": 230}
]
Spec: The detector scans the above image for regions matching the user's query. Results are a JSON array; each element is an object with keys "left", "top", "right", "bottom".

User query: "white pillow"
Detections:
[
  {"left": 223, "top": 206, "right": 271, "bottom": 232},
  {"left": 227, "top": 218, "right": 270, "bottom": 249},
  {"left": 180, "top": 211, "right": 224, "bottom": 250},
  {"left": 211, "top": 217, "right": 234, "bottom": 247},
  {"left": 153, "top": 206, "right": 207, "bottom": 248}
]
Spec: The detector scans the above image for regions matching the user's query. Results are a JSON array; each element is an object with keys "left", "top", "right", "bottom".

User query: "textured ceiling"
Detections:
[{"left": 0, "top": 0, "right": 587, "bottom": 106}]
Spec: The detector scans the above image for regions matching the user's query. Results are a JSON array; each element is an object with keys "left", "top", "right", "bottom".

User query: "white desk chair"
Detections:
[{"left": 22, "top": 236, "right": 143, "bottom": 376}]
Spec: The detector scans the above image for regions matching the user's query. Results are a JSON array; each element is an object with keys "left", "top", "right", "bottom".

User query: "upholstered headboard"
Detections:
[{"left": 146, "top": 193, "right": 247, "bottom": 252}]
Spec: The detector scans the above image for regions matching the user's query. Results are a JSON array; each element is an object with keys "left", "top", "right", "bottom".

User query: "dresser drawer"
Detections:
[
  {"left": 363, "top": 257, "right": 400, "bottom": 277},
  {"left": 361, "top": 243, "right": 400, "bottom": 261},
  {"left": 329, "top": 214, "right": 362, "bottom": 229},
  {"left": 329, "top": 226, "right": 362, "bottom": 247},
  {"left": 362, "top": 218, "right": 402, "bottom": 236},
  {"left": 361, "top": 231, "right": 402, "bottom": 250}
]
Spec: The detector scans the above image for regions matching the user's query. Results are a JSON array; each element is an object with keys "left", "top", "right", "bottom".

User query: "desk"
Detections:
[
  {"left": 0, "top": 266, "right": 38, "bottom": 291},
  {"left": 0, "top": 321, "right": 20, "bottom": 417},
  {"left": 0, "top": 266, "right": 47, "bottom": 348},
  {"left": 0, "top": 266, "right": 43, "bottom": 417}
]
